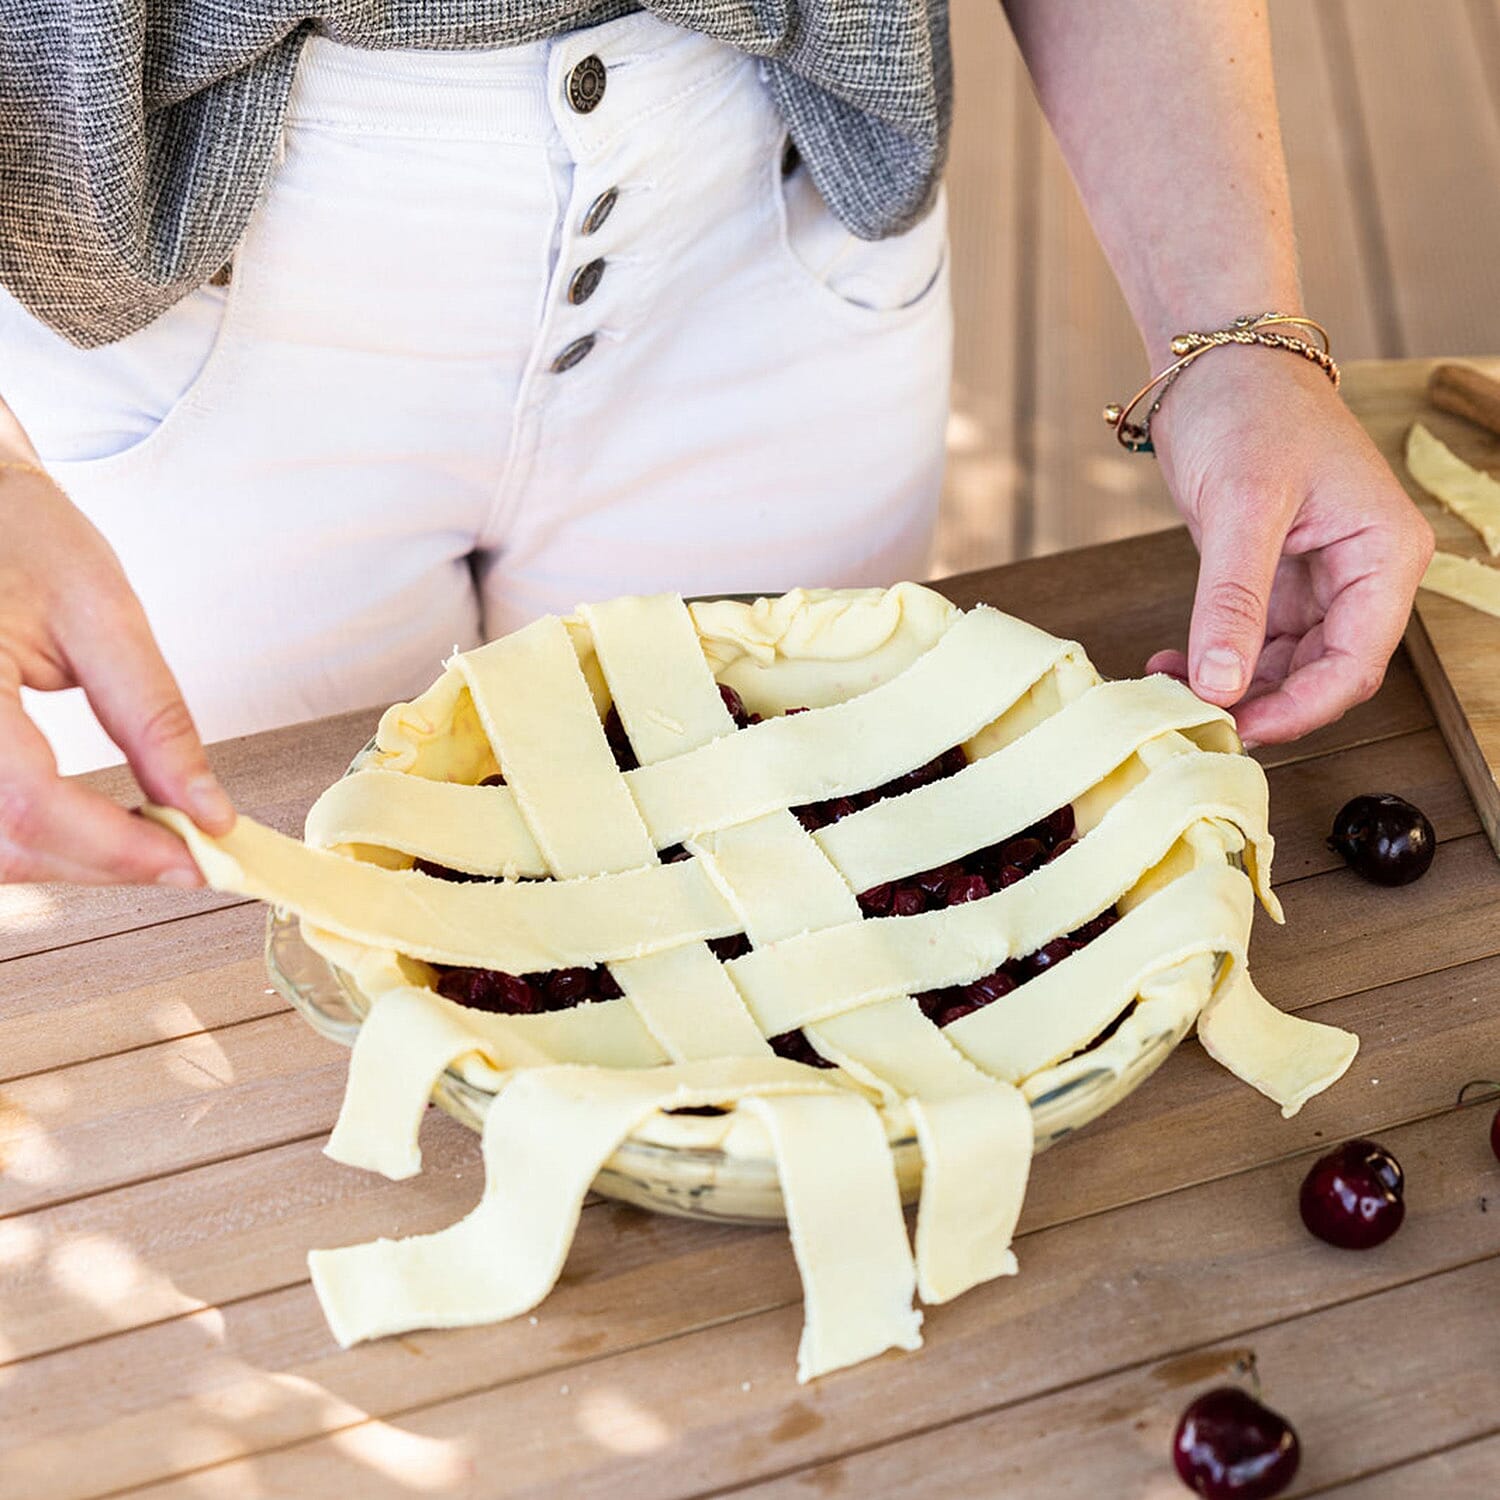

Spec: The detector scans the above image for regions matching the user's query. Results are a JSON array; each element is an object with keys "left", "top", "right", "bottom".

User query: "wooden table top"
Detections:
[{"left": 5, "top": 389, "right": 1500, "bottom": 1496}]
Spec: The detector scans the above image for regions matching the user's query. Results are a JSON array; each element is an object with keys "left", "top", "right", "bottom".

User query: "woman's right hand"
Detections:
[{"left": 0, "top": 458, "right": 234, "bottom": 885}]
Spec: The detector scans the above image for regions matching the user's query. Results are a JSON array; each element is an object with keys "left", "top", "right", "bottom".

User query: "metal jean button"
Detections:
[
  {"left": 566, "top": 55, "right": 607, "bottom": 114},
  {"left": 568, "top": 259, "right": 606, "bottom": 306},
  {"left": 550, "top": 334, "right": 597, "bottom": 373},
  {"left": 580, "top": 187, "right": 619, "bottom": 236}
]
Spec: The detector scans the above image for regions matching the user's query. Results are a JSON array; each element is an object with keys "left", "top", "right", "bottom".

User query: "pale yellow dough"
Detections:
[
  {"left": 147, "top": 583, "right": 1359, "bottom": 1381},
  {"left": 1406, "top": 422, "right": 1500, "bottom": 556},
  {"left": 1420, "top": 550, "right": 1500, "bottom": 619}
]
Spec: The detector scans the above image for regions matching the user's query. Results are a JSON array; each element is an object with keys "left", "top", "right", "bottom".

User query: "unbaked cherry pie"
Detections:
[{"left": 151, "top": 583, "right": 1358, "bottom": 1380}]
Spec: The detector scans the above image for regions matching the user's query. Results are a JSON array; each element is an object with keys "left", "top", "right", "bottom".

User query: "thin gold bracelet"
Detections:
[
  {"left": 1104, "top": 312, "right": 1338, "bottom": 454},
  {"left": 0, "top": 458, "right": 50, "bottom": 483}
]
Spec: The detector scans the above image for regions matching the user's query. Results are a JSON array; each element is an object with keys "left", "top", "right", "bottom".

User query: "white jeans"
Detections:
[{"left": 3, "top": 14, "right": 953, "bottom": 773}]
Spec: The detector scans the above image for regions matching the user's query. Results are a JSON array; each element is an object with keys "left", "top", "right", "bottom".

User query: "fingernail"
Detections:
[
  {"left": 1240, "top": 736, "right": 1263, "bottom": 752},
  {"left": 1196, "top": 648, "right": 1245, "bottom": 694},
  {"left": 157, "top": 866, "right": 202, "bottom": 888},
  {"left": 187, "top": 774, "right": 234, "bottom": 828}
]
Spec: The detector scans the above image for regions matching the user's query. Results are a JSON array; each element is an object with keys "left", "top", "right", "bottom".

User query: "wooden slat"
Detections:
[
  {"left": 0, "top": 1117, "right": 483, "bottom": 1364},
  {"left": 1319, "top": 1430, "right": 1500, "bottom": 1497},
  {"left": 0, "top": 904, "right": 278, "bottom": 1083},
  {"left": 932, "top": 0, "right": 1023, "bottom": 578},
  {"left": 92, "top": 1104, "right": 1499, "bottom": 1500},
  {"left": 4, "top": 955, "right": 1496, "bottom": 1493},
  {"left": 0, "top": 1011, "right": 348, "bottom": 1218},
  {"left": 736, "top": 1254, "right": 1500, "bottom": 1499},
  {"left": 1254, "top": 832, "right": 1500, "bottom": 1004},
  {"left": 1340, "top": 0, "right": 1500, "bottom": 354}
]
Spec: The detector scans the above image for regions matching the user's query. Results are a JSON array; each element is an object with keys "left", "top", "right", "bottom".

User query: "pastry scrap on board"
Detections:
[
  {"left": 149, "top": 583, "right": 1358, "bottom": 1381},
  {"left": 1405, "top": 421, "right": 1500, "bottom": 619}
]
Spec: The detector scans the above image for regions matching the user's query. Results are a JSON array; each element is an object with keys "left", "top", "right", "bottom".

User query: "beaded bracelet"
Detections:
[{"left": 1104, "top": 312, "right": 1338, "bottom": 454}]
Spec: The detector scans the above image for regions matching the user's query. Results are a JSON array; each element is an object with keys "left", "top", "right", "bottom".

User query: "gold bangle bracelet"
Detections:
[{"left": 1104, "top": 312, "right": 1338, "bottom": 454}]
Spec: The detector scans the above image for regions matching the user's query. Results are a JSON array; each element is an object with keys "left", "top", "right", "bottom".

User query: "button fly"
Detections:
[
  {"left": 566, "top": 56, "right": 607, "bottom": 114},
  {"left": 568, "top": 259, "right": 606, "bottom": 305},
  {"left": 580, "top": 187, "right": 619, "bottom": 236},
  {"left": 550, "top": 335, "right": 597, "bottom": 373}
]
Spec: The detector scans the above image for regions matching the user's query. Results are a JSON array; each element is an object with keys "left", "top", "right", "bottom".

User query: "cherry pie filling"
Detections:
[{"left": 418, "top": 684, "right": 1122, "bottom": 1068}]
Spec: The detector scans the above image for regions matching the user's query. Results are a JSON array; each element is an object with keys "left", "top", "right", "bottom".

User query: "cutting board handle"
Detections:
[{"left": 1427, "top": 361, "right": 1500, "bottom": 439}]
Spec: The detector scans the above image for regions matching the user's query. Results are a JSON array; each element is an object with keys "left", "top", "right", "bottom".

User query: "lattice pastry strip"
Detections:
[
  {"left": 146, "top": 584, "right": 1364, "bottom": 1382},
  {"left": 588, "top": 596, "right": 1025, "bottom": 1299},
  {"left": 462, "top": 609, "right": 769, "bottom": 1061},
  {"left": 310, "top": 1060, "right": 903, "bottom": 1361}
]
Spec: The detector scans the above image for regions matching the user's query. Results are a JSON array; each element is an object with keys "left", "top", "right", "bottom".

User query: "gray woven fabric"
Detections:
[{"left": 0, "top": 3, "right": 951, "bottom": 348}]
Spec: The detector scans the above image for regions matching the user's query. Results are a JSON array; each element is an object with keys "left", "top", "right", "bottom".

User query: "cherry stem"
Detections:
[
  {"left": 1231, "top": 1349, "right": 1263, "bottom": 1402},
  {"left": 1457, "top": 1079, "right": 1500, "bottom": 1107}
]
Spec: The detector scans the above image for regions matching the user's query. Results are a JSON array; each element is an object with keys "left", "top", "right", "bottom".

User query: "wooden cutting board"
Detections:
[{"left": 1343, "top": 356, "right": 1500, "bottom": 858}]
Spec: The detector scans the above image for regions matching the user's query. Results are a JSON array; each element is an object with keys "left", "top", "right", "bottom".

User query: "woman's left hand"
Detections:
[{"left": 1145, "top": 350, "right": 1435, "bottom": 747}]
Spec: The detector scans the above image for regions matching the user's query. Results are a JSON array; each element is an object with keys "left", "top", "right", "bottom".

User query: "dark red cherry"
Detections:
[
  {"left": 994, "top": 863, "right": 1027, "bottom": 889},
  {"left": 1172, "top": 1386, "right": 1300, "bottom": 1499},
  {"left": 594, "top": 965, "right": 623, "bottom": 1000},
  {"left": 1039, "top": 804, "right": 1075, "bottom": 846},
  {"left": 943, "top": 873, "right": 990, "bottom": 907},
  {"left": 708, "top": 932, "right": 753, "bottom": 962},
  {"left": 1018, "top": 937, "right": 1074, "bottom": 979},
  {"left": 961, "top": 966, "right": 1017, "bottom": 1009},
  {"left": 875, "top": 745, "right": 966, "bottom": 801},
  {"left": 891, "top": 884, "right": 927, "bottom": 917},
  {"left": 1046, "top": 836, "right": 1077, "bottom": 862},
  {"left": 433, "top": 967, "right": 481, "bottom": 1007},
  {"left": 1299, "top": 1139, "right": 1405, "bottom": 1249},
  {"left": 819, "top": 796, "right": 858, "bottom": 825},
  {"left": 546, "top": 967, "right": 594, "bottom": 1010},
  {"left": 857, "top": 882, "right": 895, "bottom": 917},
  {"left": 478, "top": 771, "right": 507, "bottom": 787},
  {"left": 437, "top": 968, "right": 540, "bottom": 1015},
  {"left": 914, "top": 862, "right": 963, "bottom": 896},
  {"left": 1071, "top": 907, "right": 1120, "bottom": 945},
  {"left": 936, "top": 745, "right": 968, "bottom": 779},
  {"left": 935, "top": 997, "right": 985, "bottom": 1028},
  {"left": 1458, "top": 1082, "right": 1500, "bottom": 1158},
  {"left": 498, "top": 972, "right": 542, "bottom": 1013},
  {"left": 768, "top": 1030, "right": 835, "bottom": 1069},
  {"left": 1327, "top": 793, "right": 1435, "bottom": 886},
  {"left": 999, "top": 836, "right": 1047, "bottom": 872},
  {"left": 659, "top": 843, "right": 693, "bottom": 864},
  {"left": 717, "top": 682, "right": 752, "bottom": 728},
  {"left": 915, "top": 988, "right": 958, "bottom": 1021},
  {"left": 793, "top": 804, "right": 827, "bottom": 833},
  {"left": 603, "top": 705, "right": 639, "bottom": 772}
]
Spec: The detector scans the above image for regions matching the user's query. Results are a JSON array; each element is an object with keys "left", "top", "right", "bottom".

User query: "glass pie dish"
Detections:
[{"left": 268, "top": 813, "right": 1235, "bottom": 1226}]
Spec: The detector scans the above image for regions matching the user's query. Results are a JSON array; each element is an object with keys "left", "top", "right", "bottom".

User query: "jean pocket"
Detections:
[
  {"left": 773, "top": 140, "right": 948, "bottom": 321},
  {"left": 1, "top": 270, "right": 238, "bottom": 478}
]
